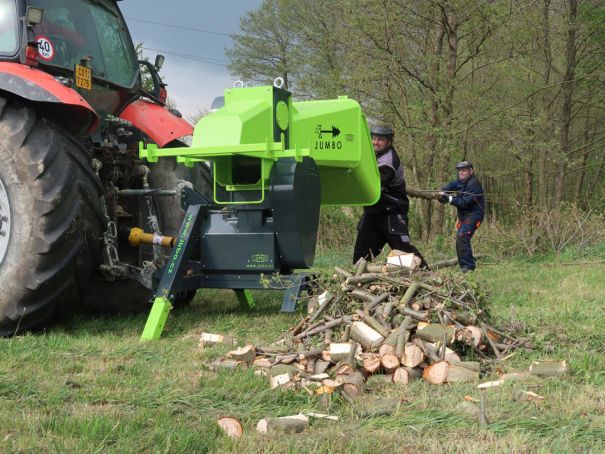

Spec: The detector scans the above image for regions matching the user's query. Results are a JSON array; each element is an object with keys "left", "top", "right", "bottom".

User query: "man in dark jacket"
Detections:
[
  {"left": 439, "top": 161, "right": 485, "bottom": 272},
  {"left": 353, "top": 126, "right": 428, "bottom": 268}
]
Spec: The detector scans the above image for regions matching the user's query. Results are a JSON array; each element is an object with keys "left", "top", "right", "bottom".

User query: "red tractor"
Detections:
[{"left": 0, "top": 0, "right": 211, "bottom": 335}]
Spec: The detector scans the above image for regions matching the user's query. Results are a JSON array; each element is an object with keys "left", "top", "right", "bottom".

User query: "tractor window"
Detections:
[
  {"left": 0, "top": 0, "right": 18, "bottom": 55},
  {"left": 29, "top": 0, "right": 138, "bottom": 88}
]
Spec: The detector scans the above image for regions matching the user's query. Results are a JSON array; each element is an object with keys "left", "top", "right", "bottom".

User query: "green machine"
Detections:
[{"left": 139, "top": 83, "right": 380, "bottom": 340}]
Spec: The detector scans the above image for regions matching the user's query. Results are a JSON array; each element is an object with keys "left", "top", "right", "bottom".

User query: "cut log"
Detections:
[
  {"left": 448, "top": 361, "right": 481, "bottom": 372},
  {"left": 449, "top": 309, "right": 476, "bottom": 326},
  {"left": 304, "top": 412, "right": 339, "bottom": 421},
  {"left": 253, "top": 357, "right": 272, "bottom": 368},
  {"left": 444, "top": 350, "right": 461, "bottom": 363},
  {"left": 342, "top": 324, "right": 352, "bottom": 342},
  {"left": 334, "top": 266, "right": 352, "bottom": 278},
  {"left": 477, "top": 371, "right": 531, "bottom": 389},
  {"left": 314, "top": 360, "right": 330, "bottom": 375},
  {"left": 270, "top": 373, "right": 293, "bottom": 390},
  {"left": 226, "top": 344, "right": 256, "bottom": 366},
  {"left": 332, "top": 363, "right": 355, "bottom": 377},
  {"left": 392, "top": 367, "right": 409, "bottom": 385},
  {"left": 399, "top": 282, "right": 419, "bottom": 308},
  {"left": 365, "top": 264, "right": 383, "bottom": 273},
  {"left": 396, "top": 333, "right": 405, "bottom": 356},
  {"left": 387, "top": 250, "right": 421, "bottom": 270},
  {"left": 355, "top": 259, "right": 368, "bottom": 277},
  {"left": 350, "top": 321, "right": 385, "bottom": 351},
  {"left": 401, "top": 343, "right": 425, "bottom": 368},
  {"left": 217, "top": 417, "right": 243, "bottom": 439},
  {"left": 316, "top": 379, "right": 344, "bottom": 394},
  {"left": 378, "top": 343, "right": 395, "bottom": 357},
  {"left": 354, "top": 309, "right": 390, "bottom": 337},
  {"left": 213, "top": 358, "right": 248, "bottom": 372},
  {"left": 502, "top": 371, "right": 532, "bottom": 382},
  {"left": 362, "top": 354, "right": 382, "bottom": 374},
  {"left": 347, "top": 275, "right": 376, "bottom": 286},
  {"left": 383, "top": 316, "right": 416, "bottom": 347},
  {"left": 381, "top": 354, "right": 400, "bottom": 374},
  {"left": 403, "top": 366, "right": 423, "bottom": 380},
  {"left": 456, "top": 326, "right": 482, "bottom": 347},
  {"left": 329, "top": 343, "right": 355, "bottom": 363},
  {"left": 256, "top": 415, "right": 309, "bottom": 434},
  {"left": 414, "top": 338, "right": 441, "bottom": 364},
  {"left": 513, "top": 390, "right": 546, "bottom": 403},
  {"left": 199, "top": 333, "right": 233, "bottom": 348},
  {"left": 399, "top": 307, "right": 430, "bottom": 322},
  {"left": 445, "top": 364, "right": 479, "bottom": 383},
  {"left": 343, "top": 371, "right": 367, "bottom": 398},
  {"left": 416, "top": 323, "right": 455, "bottom": 344},
  {"left": 306, "top": 356, "right": 316, "bottom": 374},
  {"left": 423, "top": 360, "right": 450, "bottom": 385},
  {"left": 529, "top": 360, "right": 567, "bottom": 377},
  {"left": 350, "top": 289, "right": 375, "bottom": 303}
]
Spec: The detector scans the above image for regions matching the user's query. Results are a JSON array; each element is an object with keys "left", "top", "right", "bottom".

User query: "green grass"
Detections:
[{"left": 1, "top": 252, "right": 605, "bottom": 453}]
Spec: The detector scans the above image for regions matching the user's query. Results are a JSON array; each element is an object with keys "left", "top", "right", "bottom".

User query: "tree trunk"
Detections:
[
  {"left": 552, "top": 0, "right": 577, "bottom": 206},
  {"left": 538, "top": 0, "right": 553, "bottom": 207}
]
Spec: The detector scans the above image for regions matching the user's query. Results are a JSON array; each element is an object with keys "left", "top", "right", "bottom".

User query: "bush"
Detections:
[{"left": 476, "top": 204, "right": 605, "bottom": 259}]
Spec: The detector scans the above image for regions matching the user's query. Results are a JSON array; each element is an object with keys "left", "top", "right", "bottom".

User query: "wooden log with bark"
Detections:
[
  {"left": 256, "top": 415, "right": 310, "bottom": 434},
  {"left": 343, "top": 371, "right": 367, "bottom": 397},
  {"left": 226, "top": 344, "right": 256, "bottom": 366},
  {"left": 199, "top": 333, "right": 234, "bottom": 348},
  {"left": 422, "top": 361, "right": 478, "bottom": 384},
  {"left": 350, "top": 321, "right": 385, "bottom": 351},
  {"left": 529, "top": 360, "right": 567, "bottom": 377}
]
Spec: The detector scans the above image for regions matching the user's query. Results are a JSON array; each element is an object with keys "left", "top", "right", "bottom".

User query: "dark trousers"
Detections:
[
  {"left": 456, "top": 219, "right": 479, "bottom": 270},
  {"left": 353, "top": 212, "right": 428, "bottom": 268}
]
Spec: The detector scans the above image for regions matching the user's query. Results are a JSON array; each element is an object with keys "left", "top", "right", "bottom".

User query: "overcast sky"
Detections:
[{"left": 118, "top": 0, "right": 263, "bottom": 121}]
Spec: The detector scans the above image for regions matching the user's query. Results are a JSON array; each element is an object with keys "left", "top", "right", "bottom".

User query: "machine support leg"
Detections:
[
  {"left": 280, "top": 274, "right": 315, "bottom": 312},
  {"left": 235, "top": 289, "right": 255, "bottom": 310},
  {"left": 140, "top": 297, "right": 173, "bottom": 340},
  {"left": 140, "top": 203, "right": 207, "bottom": 341}
]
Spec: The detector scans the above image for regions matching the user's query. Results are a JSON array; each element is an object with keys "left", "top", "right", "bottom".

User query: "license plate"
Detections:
[{"left": 74, "top": 64, "right": 92, "bottom": 90}]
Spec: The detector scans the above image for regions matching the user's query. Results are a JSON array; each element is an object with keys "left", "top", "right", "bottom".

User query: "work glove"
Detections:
[
  {"left": 438, "top": 191, "right": 448, "bottom": 204},
  {"left": 448, "top": 195, "right": 453, "bottom": 204}
]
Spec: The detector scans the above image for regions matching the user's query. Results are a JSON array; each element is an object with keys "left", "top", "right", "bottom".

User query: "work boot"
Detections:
[{"left": 459, "top": 267, "right": 473, "bottom": 274}]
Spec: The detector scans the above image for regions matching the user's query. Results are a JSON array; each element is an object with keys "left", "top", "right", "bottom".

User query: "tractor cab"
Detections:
[{"left": 0, "top": 0, "right": 165, "bottom": 119}]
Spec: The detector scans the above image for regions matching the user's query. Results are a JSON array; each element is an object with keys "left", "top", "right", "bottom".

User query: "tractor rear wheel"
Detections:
[{"left": 0, "top": 98, "right": 103, "bottom": 336}]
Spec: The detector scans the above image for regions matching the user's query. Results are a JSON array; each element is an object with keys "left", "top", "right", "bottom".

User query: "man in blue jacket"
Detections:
[
  {"left": 353, "top": 126, "right": 428, "bottom": 269},
  {"left": 439, "top": 161, "right": 485, "bottom": 272}
]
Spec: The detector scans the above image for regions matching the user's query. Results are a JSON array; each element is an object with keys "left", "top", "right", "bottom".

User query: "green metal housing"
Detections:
[{"left": 140, "top": 85, "right": 380, "bottom": 206}]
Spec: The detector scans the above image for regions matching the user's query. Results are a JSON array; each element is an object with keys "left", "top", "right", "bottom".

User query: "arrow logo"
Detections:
[{"left": 315, "top": 125, "right": 341, "bottom": 138}]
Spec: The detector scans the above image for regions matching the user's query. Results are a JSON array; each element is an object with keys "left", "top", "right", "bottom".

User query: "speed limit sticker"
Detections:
[{"left": 36, "top": 36, "right": 54, "bottom": 61}]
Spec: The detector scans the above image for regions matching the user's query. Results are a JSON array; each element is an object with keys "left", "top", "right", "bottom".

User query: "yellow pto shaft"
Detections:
[{"left": 128, "top": 227, "right": 175, "bottom": 248}]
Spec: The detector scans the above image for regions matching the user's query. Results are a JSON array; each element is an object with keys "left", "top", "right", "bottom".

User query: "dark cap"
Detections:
[
  {"left": 369, "top": 126, "right": 394, "bottom": 137},
  {"left": 455, "top": 161, "right": 473, "bottom": 170}
]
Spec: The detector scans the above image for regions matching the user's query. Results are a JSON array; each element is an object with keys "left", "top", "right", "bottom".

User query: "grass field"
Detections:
[{"left": 1, "top": 249, "right": 604, "bottom": 453}]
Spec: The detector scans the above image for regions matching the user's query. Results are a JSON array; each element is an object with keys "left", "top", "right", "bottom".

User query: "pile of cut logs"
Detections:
[
  {"left": 205, "top": 254, "right": 539, "bottom": 393},
  {"left": 203, "top": 254, "right": 568, "bottom": 437}
]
